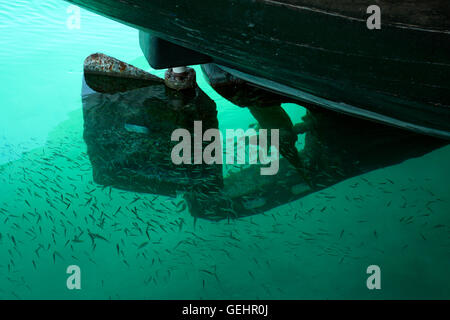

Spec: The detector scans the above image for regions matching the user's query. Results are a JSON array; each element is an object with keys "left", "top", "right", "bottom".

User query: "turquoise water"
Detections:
[{"left": 0, "top": 0, "right": 449, "bottom": 299}]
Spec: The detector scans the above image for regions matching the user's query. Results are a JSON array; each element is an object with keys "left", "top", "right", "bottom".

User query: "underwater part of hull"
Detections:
[{"left": 66, "top": 0, "right": 450, "bottom": 139}]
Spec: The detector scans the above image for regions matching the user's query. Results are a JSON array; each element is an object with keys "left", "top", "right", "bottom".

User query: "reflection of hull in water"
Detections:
[
  {"left": 82, "top": 54, "right": 222, "bottom": 198},
  {"left": 82, "top": 54, "right": 447, "bottom": 221},
  {"left": 68, "top": 0, "right": 450, "bottom": 138}
]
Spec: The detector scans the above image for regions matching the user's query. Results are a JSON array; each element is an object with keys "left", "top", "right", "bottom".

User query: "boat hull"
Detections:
[{"left": 66, "top": 0, "right": 450, "bottom": 138}]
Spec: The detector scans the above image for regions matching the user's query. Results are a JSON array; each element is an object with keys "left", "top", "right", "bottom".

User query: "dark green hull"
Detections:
[{"left": 67, "top": 0, "right": 450, "bottom": 138}]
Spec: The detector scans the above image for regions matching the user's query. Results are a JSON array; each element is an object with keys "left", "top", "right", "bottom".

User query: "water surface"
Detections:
[{"left": 0, "top": 0, "right": 449, "bottom": 299}]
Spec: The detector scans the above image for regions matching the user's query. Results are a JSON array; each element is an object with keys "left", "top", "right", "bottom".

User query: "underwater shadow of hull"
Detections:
[
  {"left": 82, "top": 61, "right": 222, "bottom": 198},
  {"left": 81, "top": 55, "right": 447, "bottom": 221}
]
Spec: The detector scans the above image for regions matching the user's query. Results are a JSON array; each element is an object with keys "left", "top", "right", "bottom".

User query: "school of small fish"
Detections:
[{"left": 0, "top": 123, "right": 449, "bottom": 299}]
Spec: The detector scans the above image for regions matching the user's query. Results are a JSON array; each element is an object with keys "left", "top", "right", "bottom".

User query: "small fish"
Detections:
[
  {"left": 138, "top": 241, "right": 149, "bottom": 250},
  {"left": 129, "top": 197, "right": 141, "bottom": 206},
  {"left": 113, "top": 206, "right": 121, "bottom": 216},
  {"left": 87, "top": 230, "right": 108, "bottom": 244}
]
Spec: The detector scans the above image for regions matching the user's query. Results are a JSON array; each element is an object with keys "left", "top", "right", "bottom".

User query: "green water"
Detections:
[{"left": 0, "top": 0, "right": 449, "bottom": 300}]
